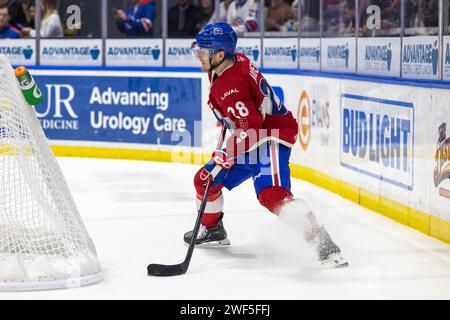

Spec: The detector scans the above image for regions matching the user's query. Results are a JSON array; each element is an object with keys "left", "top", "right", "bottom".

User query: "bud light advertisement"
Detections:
[
  {"left": 340, "top": 93, "right": 414, "bottom": 190},
  {"left": 33, "top": 74, "right": 202, "bottom": 147}
]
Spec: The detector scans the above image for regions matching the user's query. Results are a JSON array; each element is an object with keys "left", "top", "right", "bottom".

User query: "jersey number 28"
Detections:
[{"left": 227, "top": 101, "right": 249, "bottom": 119}]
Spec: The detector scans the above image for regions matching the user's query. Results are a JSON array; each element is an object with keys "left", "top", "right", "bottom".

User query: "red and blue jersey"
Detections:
[
  {"left": 117, "top": 0, "right": 155, "bottom": 37},
  {"left": 207, "top": 53, "right": 298, "bottom": 159},
  {"left": 0, "top": 26, "right": 20, "bottom": 39}
]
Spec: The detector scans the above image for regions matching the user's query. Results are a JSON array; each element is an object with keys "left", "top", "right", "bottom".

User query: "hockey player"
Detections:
[{"left": 185, "top": 23, "right": 348, "bottom": 268}]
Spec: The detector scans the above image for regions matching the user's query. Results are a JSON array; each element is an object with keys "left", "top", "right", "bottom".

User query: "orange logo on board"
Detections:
[{"left": 297, "top": 91, "right": 311, "bottom": 150}]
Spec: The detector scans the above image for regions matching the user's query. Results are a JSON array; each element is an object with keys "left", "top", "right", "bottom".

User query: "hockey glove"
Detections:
[{"left": 201, "top": 150, "right": 234, "bottom": 187}]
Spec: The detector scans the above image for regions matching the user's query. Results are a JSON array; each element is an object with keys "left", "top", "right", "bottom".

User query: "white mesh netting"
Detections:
[{"left": 0, "top": 54, "right": 102, "bottom": 291}]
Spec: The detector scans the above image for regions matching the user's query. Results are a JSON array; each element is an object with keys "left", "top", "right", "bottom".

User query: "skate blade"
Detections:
[
  {"left": 321, "top": 254, "right": 349, "bottom": 269},
  {"left": 184, "top": 238, "right": 231, "bottom": 248},
  {"left": 333, "top": 261, "right": 349, "bottom": 268}
]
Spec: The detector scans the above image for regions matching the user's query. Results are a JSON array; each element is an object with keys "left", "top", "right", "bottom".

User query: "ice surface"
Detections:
[{"left": 1, "top": 157, "right": 449, "bottom": 299}]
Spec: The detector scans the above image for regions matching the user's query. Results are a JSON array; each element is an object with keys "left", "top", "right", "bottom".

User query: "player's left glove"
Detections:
[{"left": 200, "top": 150, "right": 234, "bottom": 187}]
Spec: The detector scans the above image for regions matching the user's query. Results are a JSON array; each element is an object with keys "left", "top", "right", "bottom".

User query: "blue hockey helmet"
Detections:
[{"left": 193, "top": 23, "right": 238, "bottom": 58}]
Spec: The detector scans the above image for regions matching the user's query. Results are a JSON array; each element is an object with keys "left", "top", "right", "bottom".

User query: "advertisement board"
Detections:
[
  {"left": 29, "top": 68, "right": 449, "bottom": 242},
  {"left": 340, "top": 94, "right": 414, "bottom": 191},
  {"left": 0, "top": 39, "right": 36, "bottom": 66},
  {"left": 165, "top": 39, "right": 198, "bottom": 67},
  {"left": 442, "top": 36, "right": 450, "bottom": 81},
  {"left": 106, "top": 39, "right": 163, "bottom": 67},
  {"left": 236, "top": 38, "right": 261, "bottom": 67},
  {"left": 263, "top": 38, "right": 298, "bottom": 69},
  {"left": 357, "top": 37, "right": 400, "bottom": 77},
  {"left": 321, "top": 37, "right": 356, "bottom": 73},
  {"left": 40, "top": 39, "right": 103, "bottom": 66},
  {"left": 299, "top": 38, "right": 320, "bottom": 70},
  {"left": 401, "top": 36, "right": 439, "bottom": 80},
  {"left": 33, "top": 74, "right": 202, "bottom": 147}
]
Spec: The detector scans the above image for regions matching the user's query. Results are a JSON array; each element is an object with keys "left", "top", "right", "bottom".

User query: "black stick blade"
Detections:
[{"left": 147, "top": 262, "right": 187, "bottom": 277}]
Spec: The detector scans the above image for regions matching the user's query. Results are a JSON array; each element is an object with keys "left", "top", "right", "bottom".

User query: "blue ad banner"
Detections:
[{"left": 33, "top": 75, "right": 202, "bottom": 147}]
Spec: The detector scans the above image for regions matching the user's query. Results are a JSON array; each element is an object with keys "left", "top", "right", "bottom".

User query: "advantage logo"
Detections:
[
  {"left": 42, "top": 45, "right": 101, "bottom": 60},
  {"left": 364, "top": 43, "right": 393, "bottom": 71},
  {"left": 442, "top": 37, "right": 450, "bottom": 80},
  {"left": 107, "top": 45, "right": 161, "bottom": 60},
  {"left": 167, "top": 46, "right": 192, "bottom": 57},
  {"left": 357, "top": 38, "right": 401, "bottom": 76},
  {"left": 433, "top": 122, "right": 450, "bottom": 199},
  {"left": 236, "top": 45, "right": 260, "bottom": 62},
  {"left": 300, "top": 46, "right": 320, "bottom": 63},
  {"left": 402, "top": 37, "right": 439, "bottom": 78},
  {"left": 265, "top": 45, "right": 298, "bottom": 62},
  {"left": 165, "top": 40, "right": 198, "bottom": 66},
  {"left": 327, "top": 43, "right": 350, "bottom": 68},
  {"left": 39, "top": 40, "right": 102, "bottom": 66},
  {"left": 0, "top": 45, "right": 33, "bottom": 60}
]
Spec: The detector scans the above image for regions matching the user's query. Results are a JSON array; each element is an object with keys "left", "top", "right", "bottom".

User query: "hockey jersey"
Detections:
[
  {"left": 208, "top": 53, "right": 298, "bottom": 159},
  {"left": 227, "top": 0, "right": 259, "bottom": 33},
  {"left": 116, "top": 0, "right": 155, "bottom": 37}
]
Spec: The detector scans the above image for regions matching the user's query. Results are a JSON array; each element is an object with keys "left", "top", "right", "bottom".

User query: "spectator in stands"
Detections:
[
  {"left": 299, "top": 0, "right": 319, "bottom": 32},
  {"left": 19, "top": 0, "right": 35, "bottom": 29},
  {"left": 191, "top": 0, "right": 215, "bottom": 34},
  {"left": 0, "top": 0, "right": 26, "bottom": 30},
  {"left": 168, "top": 0, "right": 198, "bottom": 37},
  {"left": 0, "top": 4, "right": 20, "bottom": 38},
  {"left": 283, "top": 0, "right": 299, "bottom": 32},
  {"left": 341, "top": 0, "right": 355, "bottom": 35},
  {"left": 405, "top": 0, "right": 420, "bottom": 29},
  {"left": 213, "top": 0, "right": 234, "bottom": 23},
  {"left": 382, "top": 0, "right": 401, "bottom": 28},
  {"left": 265, "top": 0, "right": 295, "bottom": 32},
  {"left": 404, "top": 0, "right": 438, "bottom": 35},
  {"left": 323, "top": 0, "right": 354, "bottom": 36},
  {"left": 21, "top": 0, "right": 63, "bottom": 37},
  {"left": 227, "top": 0, "right": 259, "bottom": 35},
  {"left": 419, "top": 0, "right": 438, "bottom": 28},
  {"left": 323, "top": 0, "right": 340, "bottom": 35},
  {"left": 114, "top": 0, "right": 155, "bottom": 37}
]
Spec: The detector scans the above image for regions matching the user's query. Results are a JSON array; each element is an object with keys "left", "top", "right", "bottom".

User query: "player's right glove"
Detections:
[{"left": 200, "top": 150, "right": 234, "bottom": 187}]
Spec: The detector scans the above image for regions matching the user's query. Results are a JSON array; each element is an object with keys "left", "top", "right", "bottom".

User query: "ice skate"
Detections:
[
  {"left": 313, "top": 226, "right": 348, "bottom": 268},
  {"left": 184, "top": 219, "right": 230, "bottom": 247}
]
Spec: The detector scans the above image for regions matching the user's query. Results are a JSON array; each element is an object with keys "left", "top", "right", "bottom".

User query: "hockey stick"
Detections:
[{"left": 147, "top": 125, "right": 227, "bottom": 276}]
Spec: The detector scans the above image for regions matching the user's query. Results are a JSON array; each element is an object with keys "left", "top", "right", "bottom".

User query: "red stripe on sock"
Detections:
[{"left": 201, "top": 212, "right": 222, "bottom": 228}]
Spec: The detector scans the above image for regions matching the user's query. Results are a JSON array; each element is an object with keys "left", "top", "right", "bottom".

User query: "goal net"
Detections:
[{"left": 0, "top": 54, "right": 102, "bottom": 291}]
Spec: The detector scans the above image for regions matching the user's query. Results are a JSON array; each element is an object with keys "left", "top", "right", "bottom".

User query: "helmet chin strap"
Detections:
[{"left": 208, "top": 53, "right": 227, "bottom": 72}]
